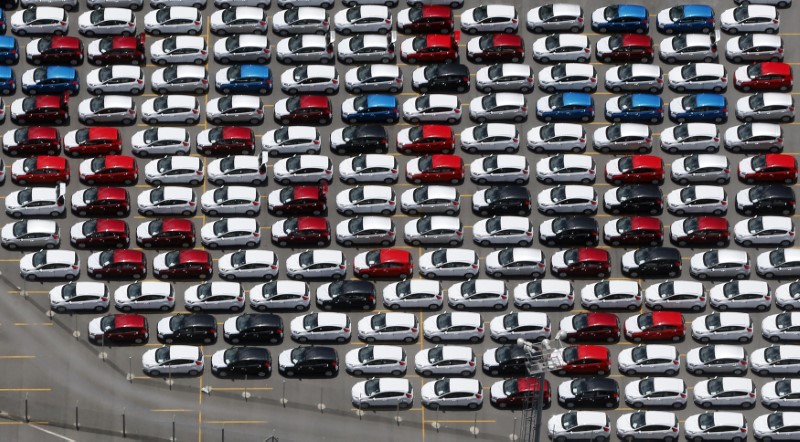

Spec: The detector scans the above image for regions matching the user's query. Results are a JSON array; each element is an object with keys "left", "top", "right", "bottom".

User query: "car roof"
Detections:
[
  {"left": 490, "top": 34, "right": 522, "bottom": 47},
  {"left": 615, "top": 5, "right": 648, "bottom": 18},
  {"left": 559, "top": 154, "right": 594, "bottom": 170},
  {"left": 32, "top": 7, "right": 65, "bottom": 20},
  {"left": 0, "top": 36, "right": 16, "bottom": 50},
  {"left": 481, "top": 123, "right": 516, "bottom": 138},
  {"left": 221, "top": 185, "right": 257, "bottom": 200},
  {"left": 158, "top": 186, "right": 193, "bottom": 201},
  {"left": 693, "top": 216, "right": 728, "bottom": 231},
  {"left": 115, "top": 313, "right": 146, "bottom": 329},
  {"left": 365, "top": 64, "right": 400, "bottom": 77},
  {"left": 406, "top": 279, "right": 441, "bottom": 294},
  {"left": 238, "top": 64, "right": 270, "bottom": 80},
  {"left": 485, "top": 185, "right": 530, "bottom": 200},
  {"left": 22, "top": 219, "right": 58, "bottom": 234},
  {"left": 447, "top": 312, "right": 481, "bottom": 327},
  {"left": 240, "top": 313, "right": 282, "bottom": 328},
  {"left": 574, "top": 345, "right": 609, "bottom": 361},
  {"left": 420, "top": 5, "right": 451, "bottom": 18},
  {"left": 298, "top": 95, "right": 329, "bottom": 109},
  {"left": 218, "top": 218, "right": 258, "bottom": 232},
  {"left": 168, "top": 345, "right": 201, "bottom": 360},
  {"left": 107, "top": 249, "right": 143, "bottom": 264},
  {"left": 426, "top": 94, "right": 459, "bottom": 108},
  {"left": 377, "top": 249, "right": 411, "bottom": 264},
  {"left": 570, "top": 411, "right": 608, "bottom": 426},
  {"left": 41, "top": 250, "right": 77, "bottom": 265},
  {"left": 681, "top": 5, "right": 714, "bottom": 18},
  {"left": 560, "top": 216, "right": 599, "bottom": 230},
  {"left": 104, "top": 155, "right": 136, "bottom": 169},
  {"left": 441, "top": 378, "right": 481, "bottom": 394},
  {"left": 316, "top": 312, "right": 348, "bottom": 327},
  {"left": 384, "top": 312, "right": 416, "bottom": 327},
  {"left": 629, "top": 63, "right": 662, "bottom": 77},
  {"left": 691, "top": 93, "right": 726, "bottom": 108},
  {"left": 628, "top": 93, "right": 662, "bottom": 108},
  {"left": 365, "top": 94, "right": 397, "bottom": 109},
  {"left": 85, "top": 127, "right": 120, "bottom": 141},
  {"left": 555, "top": 34, "right": 588, "bottom": 47},
  {"left": 35, "top": 156, "right": 67, "bottom": 169},
  {"left": 301, "top": 345, "right": 338, "bottom": 360},
  {"left": 297, "top": 216, "right": 328, "bottom": 231},
  {"left": 170, "top": 35, "right": 205, "bottom": 49},
  {"left": 24, "top": 126, "right": 58, "bottom": 140},
  {"left": 576, "top": 247, "right": 609, "bottom": 262},
  {"left": 648, "top": 311, "right": 684, "bottom": 327},
  {"left": 439, "top": 345, "right": 473, "bottom": 360},
  {"left": 642, "top": 344, "right": 678, "bottom": 358},
  {"left": 560, "top": 92, "right": 593, "bottom": 107},
  {"left": 618, "top": 124, "right": 652, "bottom": 139},
  {"left": 419, "top": 124, "right": 452, "bottom": 140},
  {"left": 764, "top": 153, "right": 796, "bottom": 170},
  {"left": 376, "top": 378, "right": 411, "bottom": 392},
  {"left": 468, "top": 279, "right": 506, "bottom": 294},
  {"left": 499, "top": 63, "right": 532, "bottom": 77},
  {"left": 758, "top": 61, "right": 792, "bottom": 77},
  {"left": 94, "top": 219, "right": 127, "bottom": 234},
  {"left": 96, "top": 187, "right": 128, "bottom": 201},
  {"left": 101, "top": 95, "right": 134, "bottom": 109},
  {"left": 495, "top": 216, "right": 531, "bottom": 231},
  {"left": 560, "top": 63, "right": 595, "bottom": 77},
  {"left": 620, "top": 34, "right": 652, "bottom": 47},
  {"left": 631, "top": 155, "right": 662, "bottom": 170},
  {"left": 758, "top": 215, "right": 794, "bottom": 231},
  {"left": 648, "top": 377, "right": 686, "bottom": 391},
  {"left": 758, "top": 91, "right": 793, "bottom": 106},
  {"left": 309, "top": 250, "right": 345, "bottom": 264},
  {"left": 713, "top": 377, "right": 755, "bottom": 391},
  {"left": 165, "top": 6, "right": 198, "bottom": 19},
  {"left": 584, "top": 312, "right": 619, "bottom": 328},
  {"left": 160, "top": 218, "right": 193, "bottom": 232},
  {"left": 34, "top": 95, "right": 64, "bottom": 108},
  {"left": 715, "top": 312, "right": 752, "bottom": 328},
  {"left": 712, "top": 249, "right": 749, "bottom": 264},
  {"left": 629, "top": 216, "right": 662, "bottom": 231},
  {"left": 429, "top": 154, "right": 462, "bottom": 170},
  {"left": 291, "top": 186, "right": 322, "bottom": 201},
  {"left": 229, "top": 346, "right": 271, "bottom": 362},
  {"left": 358, "top": 216, "right": 392, "bottom": 231},
  {"left": 549, "top": 123, "right": 584, "bottom": 137},
  {"left": 508, "top": 248, "right": 544, "bottom": 262},
  {"left": 178, "top": 249, "right": 210, "bottom": 264},
  {"left": 693, "top": 154, "right": 728, "bottom": 168},
  {"left": 43, "top": 66, "right": 76, "bottom": 81}
]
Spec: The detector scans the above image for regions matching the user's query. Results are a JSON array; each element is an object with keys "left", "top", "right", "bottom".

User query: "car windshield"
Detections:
[
  {"left": 749, "top": 93, "right": 765, "bottom": 110},
  {"left": 637, "top": 314, "right": 653, "bottom": 329},
  {"left": 291, "top": 65, "right": 311, "bottom": 82},
  {"left": 395, "top": 280, "right": 413, "bottom": 298},
  {"left": 604, "top": 5, "right": 620, "bottom": 20},
  {"left": 682, "top": 217, "right": 701, "bottom": 234},
  {"left": 213, "top": 219, "right": 229, "bottom": 236},
  {"left": 606, "top": 124, "right": 627, "bottom": 141},
  {"left": 349, "top": 187, "right": 366, "bottom": 203},
  {"left": 21, "top": 98, "right": 38, "bottom": 112},
  {"left": 777, "top": 312, "right": 793, "bottom": 329},
  {"left": 630, "top": 412, "right": 647, "bottom": 430},
  {"left": 277, "top": 187, "right": 297, "bottom": 204},
  {"left": 768, "top": 413, "right": 784, "bottom": 431},
  {"left": 350, "top": 36, "right": 366, "bottom": 52},
  {"left": 99, "top": 250, "right": 114, "bottom": 267},
  {"left": 90, "top": 97, "right": 109, "bottom": 113},
  {"left": 674, "top": 125, "right": 694, "bottom": 142},
  {"left": 594, "top": 282, "right": 612, "bottom": 299},
  {"left": 776, "top": 379, "right": 792, "bottom": 396},
  {"left": 481, "top": 95, "right": 498, "bottom": 110},
  {"left": 503, "top": 313, "right": 519, "bottom": 329},
  {"left": 355, "top": 65, "right": 374, "bottom": 82},
  {"left": 235, "top": 314, "right": 255, "bottom": 331},
  {"left": 616, "top": 216, "right": 631, "bottom": 233},
  {"left": 561, "top": 413, "right": 578, "bottom": 430},
  {"left": 427, "top": 346, "right": 444, "bottom": 363},
  {"left": 17, "top": 189, "right": 34, "bottom": 205},
  {"left": 747, "top": 217, "right": 765, "bottom": 233},
  {"left": 357, "top": 346, "right": 375, "bottom": 363},
  {"left": 503, "top": 379, "right": 519, "bottom": 395},
  {"left": 618, "top": 95, "right": 634, "bottom": 110},
  {"left": 705, "top": 314, "right": 721, "bottom": 330},
  {"left": 672, "top": 36, "right": 689, "bottom": 51},
  {"left": 328, "top": 281, "right": 345, "bottom": 298},
  {"left": 99, "top": 66, "right": 120, "bottom": 83},
  {"left": 487, "top": 64, "right": 505, "bottom": 81},
  {"left": 631, "top": 346, "right": 648, "bottom": 363},
  {"left": 548, "top": 94, "right": 564, "bottom": 109},
  {"left": 699, "top": 346, "right": 716, "bottom": 362},
  {"left": 704, "top": 252, "right": 720, "bottom": 268},
  {"left": 638, "top": 378, "right": 655, "bottom": 395},
  {"left": 681, "top": 64, "right": 698, "bottom": 80},
  {"left": 302, "top": 313, "right": 318, "bottom": 330},
  {"left": 225, "top": 36, "right": 241, "bottom": 51},
  {"left": 285, "top": 156, "right": 302, "bottom": 173},
  {"left": 33, "top": 68, "right": 50, "bottom": 83},
  {"left": 348, "top": 217, "right": 364, "bottom": 234},
  {"left": 145, "top": 220, "right": 165, "bottom": 237},
  {"left": 485, "top": 217, "right": 503, "bottom": 234},
  {"left": 149, "top": 187, "right": 165, "bottom": 204},
  {"left": 353, "top": 96, "right": 369, "bottom": 112},
  {"left": 422, "top": 64, "right": 442, "bottom": 80},
  {"left": 608, "top": 35, "right": 624, "bottom": 50},
  {"left": 765, "top": 346, "right": 782, "bottom": 363},
  {"left": 563, "top": 249, "right": 579, "bottom": 265},
  {"left": 738, "top": 34, "right": 755, "bottom": 51},
  {"left": 498, "top": 248, "right": 515, "bottom": 266},
  {"left": 168, "top": 315, "right": 185, "bottom": 330},
  {"left": 370, "top": 313, "right": 386, "bottom": 329},
  {"left": 156, "top": 8, "right": 171, "bottom": 23},
  {"left": 634, "top": 248, "right": 656, "bottom": 265},
  {"left": 697, "top": 413, "right": 716, "bottom": 431},
  {"left": 58, "top": 282, "right": 76, "bottom": 300},
  {"left": 155, "top": 347, "right": 171, "bottom": 364},
  {"left": 22, "top": 157, "right": 37, "bottom": 172},
  {"left": 550, "top": 64, "right": 569, "bottom": 80},
  {"left": 98, "top": 315, "right": 116, "bottom": 332},
  {"left": 658, "top": 282, "right": 675, "bottom": 298},
  {"left": 436, "top": 314, "right": 452, "bottom": 329},
  {"left": 363, "top": 250, "right": 381, "bottom": 267},
  {"left": 680, "top": 187, "right": 697, "bottom": 203},
  {"left": 752, "top": 154, "right": 768, "bottom": 171},
  {"left": 538, "top": 4, "right": 555, "bottom": 20},
  {"left": 22, "top": 9, "right": 36, "bottom": 23},
  {"left": 434, "top": 379, "right": 451, "bottom": 397},
  {"left": 478, "top": 34, "right": 494, "bottom": 50},
  {"left": 82, "top": 219, "right": 98, "bottom": 235},
  {"left": 736, "top": 123, "right": 754, "bottom": 140},
  {"left": 550, "top": 187, "right": 567, "bottom": 203},
  {"left": 298, "top": 251, "right": 314, "bottom": 267},
  {"left": 415, "top": 95, "right": 430, "bottom": 110},
  {"left": 153, "top": 96, "right": 170, "bottom": 112},
  {"left": 572, "top": 314, "right": 588, "bottom": 330},
  {"left": 165, "top": 250, "right": 180, "bottom": 267},
  {"left": 289, "top": 346, "right": 309, "bottom": 364},
  {"left": 747, "top": 64, "right": 763, "bottom": 79},
  {"left": 260, "top": 281, "right": 278, "bottom": 299},
  {"left": 770, "top": 249, "right": 787, "bottom": 266},
  {"left": 157, "top": 158, "right": 176, "bottom": 174},
  {"left": 539, "top": 124, "right": 556, "bottom": 141},
  {"left": 364, "top": 379, "right": 381, "bottom": 397},
  {"left": 221, "top": 8, "right": 237, "bottom": 23},
  {"left": 548, "top": 156, "right": 566, "bottom": 172},
  {"left": 544, "top": 36, "right": 561, "bottom": 51},
  {"left": 749, "top": 186, "right": 771, "bottom": 202}
]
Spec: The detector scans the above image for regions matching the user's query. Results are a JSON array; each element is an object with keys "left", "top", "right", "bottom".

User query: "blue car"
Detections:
[
  {"left": 669, "top": 93, "right": 727, "bottom": 123},
  {"left": 0, "top": 10, "right": 6, "bottom": 35},
  {"left": 342, "top": 94, "right": 399, "bottom": 124},
  {"left": 0, "top": 66, "right": 14, "bottom": 95},
  {"left": 216, "top": 64, "right": 272, "bottom": 94},
  {"left": 536, "top": 92, "right": 595, "bottom": 122},
  {"left": 605, "top": 93, "right": 663, "bottom": 124},
  {"left": 0, "top": 36, "right": 18, "bottom": 65},
  {"left": 656, "top": 5, "right": 715, "bottom": 34},
  {"left": 21, "top": 66, "right": 80, "bottom": 95},
  {"left": 591, "top": 5, "right": 649, "bottom": 34}
]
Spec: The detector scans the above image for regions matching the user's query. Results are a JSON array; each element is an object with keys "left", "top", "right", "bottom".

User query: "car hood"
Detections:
[
  {"left": 539, "top": 219, "right": 555, "bottom": 237},
  {"left": 87, "top": 317, "right": 104, "bottom": 336},
  {"left": 278, "top": 348, "right": 294, "bottom": 368},
  {"left": 210, "top": 349, "right": 227, "bottom": 369},
  {"left": 472, "top": 189, "right": 488, "bottom": 209},
  {"left": 157, "top": 317, "right": 173, "bottom": 335},
  {"left": 621, "top": 250, "right": 638, "bottom": 271},
  {"left": 551, "top": 250, "right": 567, "bottom": 269},
  {"left": 482, "top": 348, "right": 498, "bottom": 367},
  {"left": 222, "top": 316, "right": 238, "bottom": 334}
]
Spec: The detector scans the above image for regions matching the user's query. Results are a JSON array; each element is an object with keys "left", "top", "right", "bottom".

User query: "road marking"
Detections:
[
  {"left": 0, "top": 422, "right": 48, "bottom": 425},
  {"left": 0, "top": 259, "right": 22, "bottom": 262},
  {"left": 423, "top": 420, "right": 495, "bottom": 424},
  {"left": 152, "top": 409, "right": 194, "bottom": 413},
  {"left": 0, "top": 356, "right": 35, "bottom": 359},
  {"left": 206, "top": 387, "right": 272, "bottom": 391},
  {"left": 29, "top": 424, "right": 75, "bottom": 442},
  {"left": 8, "top": 291, "right": 48, "bottom": 294},
  {"left": 13, "top": 323, "right": 53, "bottom": 326},
  {"left": 206, "top": 421, "right": 267, "bottom": 425},
  {"left": 0, "top": 388, "right": 51, "bottom": 392}
]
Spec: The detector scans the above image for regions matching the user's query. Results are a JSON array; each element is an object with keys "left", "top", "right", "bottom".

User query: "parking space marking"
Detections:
[
  {"left": 13, "top": 323, "right": 53, "bottom": 326},
  {"left": 152, "top": 409, "right": 194, "bottom": 413},
  {"left": 0, "top": 422, "right": 48, "bottom": 425},
  {"left": 206, "top": 420, "right": 267, "bottom": 424},
  {"left": 0, "top": 388, "right": 51, "bottom": 392},
  {"left": 206, "top": 387, "right": 273, "bottom": 391},
  {"left": 423, "top": 419, "right": 496, "bottom": 423},
  {"left": 0, "top": 355, "right": 35, "bottom": 359}
]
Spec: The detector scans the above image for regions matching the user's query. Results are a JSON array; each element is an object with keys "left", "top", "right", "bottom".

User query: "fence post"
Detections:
[
  {"left": 24, "top": 393, "right": 29, "bottom": 423},
  {"left": 122, "top": 407, "right": 126, "bottom": 438},
  {"left": 75, "top": 400, "right": 79, "bottom": 431}
]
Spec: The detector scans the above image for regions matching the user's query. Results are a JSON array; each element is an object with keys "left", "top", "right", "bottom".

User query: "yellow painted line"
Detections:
[
  {"left": 423, "top": 420, "right": 496, "bottom": 423},
  {"left": 205, "top": 421, "right": 267, "bottom": 425},
  {"left": 0, "top": 422, "right": 48, "bottom": 425},
  {"left": 8, "top": 290, "right": 48, "bottom": 294},
  {"left": 14, "top": 323, "right": 53, "bottom": 326},
  {"left": 206, "top": 387, "right": 272, "bottom": 391},
  {"left": 0, "top": 388, "right": 51, "bottom": 392},
  {"left": 152, "top": 409, "right": 194, "bottom": 413},
  {"left": 0, "top": 259, "right": 22, "bottom": 262},
  {"left": 0, "top": 356, "right": 35, "bottom": 359}
]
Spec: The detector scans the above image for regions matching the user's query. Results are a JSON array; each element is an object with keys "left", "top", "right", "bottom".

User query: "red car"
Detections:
[
  {"left": 88, "top": 34, "right": 146, "bottom": 66},
  {"left": 606, "top": 155, "right": 664, "bottom": 185},
  {"left": 354, "top": 249, "right": 414, "bottom": 279},
  {"left": 560, "top": 312, "right": 621, "bottom": 343},
  {"left": 72, "top": 187, "right": 130, "bottom": 218},
  {"left": 11, "top": 94, "right": 70, "bottom": 125},
  {"left": 2, "top": 127, "right": 62, "bottom": 156},
  {"left": 735, "top": 62, "right": 793, "bottom": 92},
  {"left": 79, "top": 155, "right": 138, "bottom": 185},
  {"left": 88, "top": 249, "right": 148, "bottom": 279},
  {"left": 88, "top": 314, "right": 149, "bottom": 345},
  {"left": 71, "top": 219, "right": 130, "bottom": 249},
  {"left": 490, "top": 377, "right": 551, "bottom": 409},
  {"left": 396, "top": 125, "right": 455, "bottom": 154},
  {"left": 154, "top": 250, "right": 213, "bottom": 280},
  {"left": 738, "top": 153, "right": 798, "bottom": 184},
  {"left": 27, "top": 36, "right": 84, "bottom": 66},
  {"left": 624, "top": 311, "right": 685, "bottom": 343},
  {"left": 552, "top": 247, "right": 611, "bottom": 279},
  {"left": 604, "top": 216, "right": 663, "bottom": 247},
  {"left": 64, "top": 127, "right": 122, "bottom": 157},
  {"left": 406, "top": 154, "right": 464, "bottom": 184},
  {"left": 553, "top": 345, "right": 611, "bottom": 376},
  {"left": 275, "top": 96, "right": 332, "bottom": 125},
  {"left": 401, "top": 34, "right": 459, "bottom": 64},
  {"left": 596, "top": 34, "right": 654, "bottom": 63},
  {"left": 399, "top": 5, "right": 454, "bottom": 34},
  {"left": 136, "top": 218, "right": 196, "bottom": 249},
  {"left": 197, "top": 126, "right": 255, "bottom": 156},
  {"left": 268, "top": 185, "right": 328, "bottom": 217},
  {"left": 671, "top": 216, "right": 729, "bottom": 248},
  {"left": 11, "top": 155, "right": 70, "bottom": 185},
  {"left": 467, "top": 34, "right": 525, "bottom": 63},
  {"left": 271, "top": 216, "right": 331, "bottom": 247}
]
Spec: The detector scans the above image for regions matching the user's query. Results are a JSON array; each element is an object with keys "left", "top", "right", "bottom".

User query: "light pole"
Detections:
[{"left": 515, "top": 338, "right": 563, "bottom": 442}]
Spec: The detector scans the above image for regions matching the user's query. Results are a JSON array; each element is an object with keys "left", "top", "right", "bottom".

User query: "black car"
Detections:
[
  {"left": 224, "top": 313, "right": 284, "bottom": 344},
  {"left": 472, "top": 186, "right": 532, "bottom": 217},
  {"left": 331, "top": 126, "right": 389, "bottom": 155},
  {"left": 622, "top": 247, "right": 682, "bottom": 278},
  {"left": 539, "top": 216, "right": 599, "bottom": 247},
  {"left": 157, "top": 313, "right": 217, "bottom": 344},
  {"left": 413, "top": 64, "right": 470, "bottom": 93},
  {"left": 604, "top": 185, "right": 663, "bottom": 215},
  {"left": 278, "top": 346, "right": 339, "bottom": 378},
  {"left": 316, "top": 280, "right": 376, "bottom": 310},
  {"left": 557, "top": 378, "right": 620, "bottom": 409},
  {"left": 484, "top": 345, "right": 529, "bottom": 377},
  {"left": 211, "top": 347, "right": 272, "bottom": 378},
  {"left": 736, "top": 185, "right": 796, "bottom": 216}
]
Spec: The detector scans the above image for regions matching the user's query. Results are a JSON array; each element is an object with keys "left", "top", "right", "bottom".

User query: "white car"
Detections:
[
  {"left": 668, "top": 63, "right": 727, "bottom": 93},
  {"left": 535, "top": 154, "right": 595, "bottom": 185},
  {"left": 419, "top": 248, "right": 479, "bottom": 279},
  {"left": 734, "top": 216, "right": 794, "bottom": 247},
  {"left": 144, "top": 7, "right": 202, "bottom": 36},
  {"left": 338, "top": 34, "right": 394, "bottom": 64},
  {"left": 49, "top": 282, "right": 108, "bottom": 313},
  {"left": 213, "top": 35, "right": 271, "bottom": 64},
  {"left": 87, "top": 66, "right": 144, "bottom": 95},
  {"left": 694, "top": 378, "right": 757, "bottom": 409},
  {"left": 472, "top": 216, "right": 534, "bottom": 247},
  {"left": 761, "top": 379, "right": 800, "bottom": 409},
  {"left": 210, "top": 7, "right": 268, "bottom": 36},
  {"left": 460, "top": 123, "right": 520, "bottom": 154},
  {"left": 752, "top": 345, "right": 800, "bottom": 376},
  {"left": 357, "top": 312, "right": 419, "bottom": 343},
  {"left": 691, "top": 251, "right": 751, "bottom": 280},
  {"left": 686, "top": 345, "right": 749, "bottom": 376},
  {"left": 286, "top": 250, "right": 347, "bottom": 280},
  {"left": 762, "top": 312, "right": 800, "bottom": 342},
  {"left": 720, "top": 5, "right": 780, "bottom": 34},
  {"left": 402, "top": 94, "right": 461, "bottom": 124},
  {"left": 290, "top": 312, "right": 350, "bottom": 343},
  {"left": 249, "top": 281, "right": 309, "bottom": 311},
  {"left": 335, "top": 186, "right": 395, "bottom": 216},
  {"left": 670, "top": 154, "right": 730, "bottom": 185},
  {"left": 469, "top": 93, "right": 527, "bottom": 123},
  {"left": 659, "top": 34, "right": 718, "bottom": 64},
  {"left": 335, "top": 216, "right": 395, "bottom": 247},
  {"left": 142, "top": 345, "right": 203, "bottom": 376},
  {"left": 692, "top": 313, "right": 754, "bottom": 343},
  {"left": 461, "top": 5, "right": 517, "bottom": 34},
  {"left": 661, "top": 123, "right": 720, "bottom": 154},
  {"left": 726, "top": 34, "right": 783, "bottom": 63},
  {"left": 666, "top": 186, "right": 727, "bottom": 216},
  {"left": 513, "top": 280, "right": 574, "bottom": 311},
  {"left": 421, "top": 378, "right": 482, "bottom": 410},
  {"left": 152, "top": 65, "right": 207, "bottom": 95},
  {"left": 725, "top": 123, "right": 783, "bottom": 153},
  {"left": 581, "top": 280, "right": 641, "bottom": 311},
  {"left": 207, "top": 153, "right": 268, "bottom": 186},
  {"left": 605, "top": 64, "right": 664, "bottom": 93},
  {"left": 137, "top": 186, "right": 196, "bottom": 216},
  {"left": 276, "top": 34, "right": 334, "bottom": 64},
  {"left": 616, "top": 411, "right": 680, "bottom": 442},
  {"left": 685, "top": 412, "right": 748, "bottom": 442},
  {"left": 206, "top": 95, "right": 264, "bottom": 125},
  {"left": 345, "top": 345, "right": 406, "bottom": 376},
  {"left": 20, "top": 250, "right": 80, "bottom": 281},
  {"left": 593, "top": 123, "right": 652, "bottom": 154},
  {"left": 532, "top": 34, "right": 591, "bottom": 63},
  {"left": 272, "top": 7, "right": 329, "bottom": 37},
  {"left": 447, "top": 279, "right": 508, "bottom": 310},
  {"left": 352, "top": 378, "right": 413, "bottom": 409},
  {"left": 1, "top": 220, "right": 60, "bottom": 250},
  {"left": 334, "top": 6, "right": 391, "bottom": 35},
  {"left": 757, "top": 248, "right": 800, "bottom": 278},
  {"left": 345, "top": 65, "right": 403, "bottom": 94},
  {"left": 486, "top": 248, "right": 547, "bottom": 278},
  {"left": 528, "top": 4, "right": 584, "bottom": 33},
  {"left": 776, "top": 281, "right": 800, "bottom": 310},
  {"left": 114, "top": 281, "right": 175, "bottom": 312},
  {"left": 150, "top": 36, "right": 208, "bottom": 65},
  {"left": 736, "top": 93, "right": 794, "bottom": 122},
  {"left": 537, "top": 185, "right": 597, "bottom": 215},
  {"left": 5, "top": 183, "right": 67, "bottom": 218},
  {"left": 382, "top": 280, "right": 442, "bottom": 311},
  {"left": 10, "top": 7, "right": 69, "bottom": 36},
  {"left": 526, "top": 123, "right": 586, "bottom": 153},
  {"left": 273, "top": 155, "right": 332, "bottom": 186},
  {"left": 132, "top": 128, "right": 191, "bottom": 157},
  {"left": 280, "top": 65, "right": 339, "bottom": 96},
  {"left": 423, "top": 312, "right": 484, "bottom": 343},
  {"left": 548, "top": 412, "right": 611, "bottom": 442},
  {"left": 538, "top": 63, "right": 597, "bottom": 93},
  {"left": 489, "top": 312, "right": 550, "bottom": 343},
  {"left": 184, "top": 281, "right": 244, "bottom": 312},
  {"left": 141, "top": 95, "right": 200, "bottom": 125},
  {"left": 624, "top": 377, "right": 688, "bottom": 409},
  {"left": 415, "top": 346, "right": 476, "bottom": 377},
  {"left": 754, "top": 412, "right": 800, "bottom": 441},
  {"left": 261, "top": 126, "right": 320, "bottom": 157},
  {"left": 200, "top": 186, "right": 260, "bottom": 217},
  {"left": 78, "top": 96, "right": 136, "bottom": 125},
  {"left": 339, "top": 154, "right": 398, "bottom": 185},
  {"left": 618, "top": 344, "right": 681, "bottom": 376},
  {"left": 200, "top": 218, "right": 260, "bottom": 249},
  {"left": 218, "top": 250, "right": 277, "bottom": 281},
  {"left": 400, "top": 186, "right": 460, "bottom": 216},
  {"left": 78, "top": 8, "right": 136, "bottom": 37},
  {"left": 475, "top": 64, "right": 535, "bottom": 94}
]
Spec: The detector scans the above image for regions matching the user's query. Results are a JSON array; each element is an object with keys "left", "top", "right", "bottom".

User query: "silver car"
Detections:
[
  {"left": 338, "top": 34, "right": 394, "bottom": 64},
  {"left": 334, "top": 6, "right": 392, "bottom": 35},
  {"left": 1, "top": 220, "right": 60, "bottom": 250},
  {"left": 668, "top": 63, "right": 728, "bottom": 93},
  {"left": 150, "top": 36, "right": 208, "bottom": 66},
  {"left": 538, "top": 63, "right": 597, "bottom": 93},
  {"left": 132, "top": 127, "right": 191, "bottom": 157},
  {"left": 277, "top": 34, "right": 335, "bottom": 64},
  {"left": 345, "top": 65, "right": 403, "bottom": 94},
  {"left": 460, "top": 123, "right": 520, "bottom": 154},
  {"left": 339, "top": 154, "right": 398, "bottom": 185},
  {"left": 527, "top": 123, "right": 586, "bottom": 154},
  {"left": 605, "top": 64, "right": 664, "bottom": 93},
  {"left": 272, "top": 7, "right": 329, "bottom": 37},
  {"left": 475, "top": 64, "right": 535, "bottom": 94},
  {"left": 86, "top": 66, "right": 145, "bottom": 95},
  {"left": 469, "top": 93, "right": 527, "bottom": 123},
  {"left": 213, "top": 35, "right": 271, "bottom": 64},
  {"left": 152, "top": 65, "right": 208, "bottom": 94},
  {"left": 660, "top": 34, "right": 719, "bottom": 64},
  {"left": 726, "top": 34, "right": 784, "bottom": 63},
  {"left": 144, "top": 156, "right": 204, "bottom": 186},
  {"left": 724, "top": 123, "right": 783, "bottom": 153},
  {"left": 280, "top": 65, "right": 339, "bottom": 95},
  {"left": 400, "top": 186, "right": 460, "bottom": 216},
  {"left": 670, "top": 155, "right": 731, "bottom": 185},
  {"left": 527, "top": 4, "right": 584, "bottom": 33},
  {"left": 210, "top": 7, "right": 269, "bottom": 36},
  {"left": 404, "top": 216, "right": 463, "bottom": 246},
  {"left": 461, "top": 5, "right": 518, "bottom": 34},
  {"left": 736, "top": 92, "right": 794, "bottom": 122},
  {"left": 660, "top": 123, "right": 720, "bottom": 154},
  {"left": 86, "top": 0, "right": 139, "bottom": 11}
]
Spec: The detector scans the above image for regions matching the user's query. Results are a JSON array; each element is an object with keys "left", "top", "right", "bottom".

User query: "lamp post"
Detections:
[{"left": 515, "top": 338, "right": 562, "bottom": 442}]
